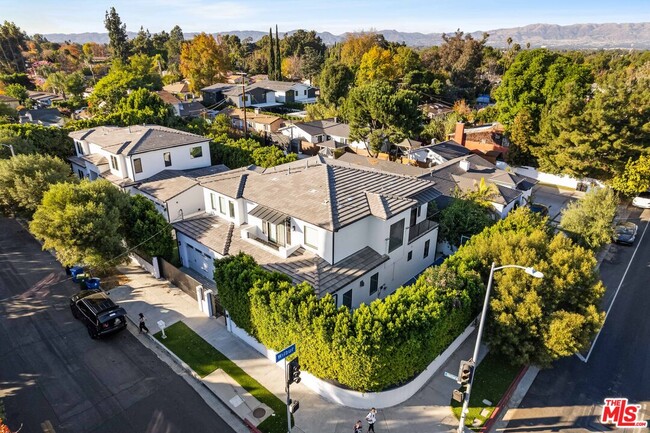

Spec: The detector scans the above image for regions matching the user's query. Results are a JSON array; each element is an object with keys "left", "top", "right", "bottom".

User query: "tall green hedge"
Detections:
[
  {"left": 0, "top": 124, "right": 73, "bottom": 160},
  {"left": 216, "top": 253, "right": 481, "bottom": 392}
]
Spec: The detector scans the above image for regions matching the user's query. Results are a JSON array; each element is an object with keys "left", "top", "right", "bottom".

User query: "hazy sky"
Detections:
[{"left": 2, "top": 0, "right": 649, "bottom": 35}]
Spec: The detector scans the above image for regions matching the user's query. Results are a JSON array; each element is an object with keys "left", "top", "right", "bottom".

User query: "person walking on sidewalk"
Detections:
[
  {"left": 138, "top": 313, "right": 150, "bottom": 334},
  {"left": 366, "top": 408, "right": 377, "bottom": 432},
  {"left": 354, "top": 420, "right": 363, "bottom": 433}
]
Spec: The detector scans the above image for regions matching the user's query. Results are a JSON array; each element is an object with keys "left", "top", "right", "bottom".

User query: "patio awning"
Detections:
[{"left": 248, "top": 204, "right": 290, "bottom": 225}]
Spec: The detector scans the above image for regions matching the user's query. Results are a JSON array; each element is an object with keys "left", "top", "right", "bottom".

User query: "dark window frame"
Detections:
[
  {"left": 163, "top": 152, "right": 172, "bottom": 167},
  {"left": 133, "top": 158, "right": 143, "bottom": 173},
  {"left": 388, "top": 219, "right": 405, "bottom": 252},
  {"left": 342, "top": 289, "right": 353, "bottom": 309},
  {"left": 369, "top": 273, "right": 379, "bottom": 295}
]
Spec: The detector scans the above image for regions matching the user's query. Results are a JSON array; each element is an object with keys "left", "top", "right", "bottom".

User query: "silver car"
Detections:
[{"left": 632, "top": 191, "right": 650, "bottom": 209}]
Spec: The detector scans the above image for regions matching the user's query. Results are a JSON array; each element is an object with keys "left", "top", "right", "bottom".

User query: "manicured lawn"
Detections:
[
  {"left": 155, "top": 321, "right": 288, "bottom": 433},
  {"left": 451, "top": 352, "right": 523, "bottom": 430}
]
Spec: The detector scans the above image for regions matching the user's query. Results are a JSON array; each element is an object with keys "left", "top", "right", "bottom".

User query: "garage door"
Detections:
[{"left": 186, "top": 245, "right": 213, "bottom": 278}]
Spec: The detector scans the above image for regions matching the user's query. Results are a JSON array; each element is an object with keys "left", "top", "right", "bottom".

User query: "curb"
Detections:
[
  {"left": 481, "top": 365, "right": 529, "bottom": 433},
  {"left": 121, "top": 313, "right": 252, "bottom": 432}
]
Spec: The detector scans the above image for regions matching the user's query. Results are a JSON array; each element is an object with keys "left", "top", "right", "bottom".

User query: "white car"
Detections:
[{"left": 632, "top": 191, "right": 650, "bottom": 209}]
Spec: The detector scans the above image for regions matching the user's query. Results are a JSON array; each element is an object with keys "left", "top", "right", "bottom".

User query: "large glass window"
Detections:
[
  {"left": 304, "top": 226, "right": 318, "bottom": 249},
  {"left": 133, "top": 158, "right": 143, "bottom": 173},
  {"left": 388, "top": 219, "right": 405, "bottom": 252}
]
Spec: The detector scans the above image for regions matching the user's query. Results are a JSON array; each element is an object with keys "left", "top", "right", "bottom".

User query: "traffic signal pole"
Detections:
[
  {"left": 285, "top": 358, "right": 291, "bottom": 433},
  {"left": 457, "top": 262, "right": 495, "bottom": 433}
]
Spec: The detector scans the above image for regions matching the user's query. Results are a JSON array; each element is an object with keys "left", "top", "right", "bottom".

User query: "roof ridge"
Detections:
[{"left": 324, "top": 165, "right": 338, "bottom": 231}]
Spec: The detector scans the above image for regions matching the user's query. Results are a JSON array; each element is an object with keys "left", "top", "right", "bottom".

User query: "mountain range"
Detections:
[{"left": 43, "top": 22, "right": 650, "bottom": 49}]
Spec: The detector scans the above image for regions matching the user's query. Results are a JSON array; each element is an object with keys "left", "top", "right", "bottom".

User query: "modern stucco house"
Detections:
[
  {"left": 173, "top": 156, "right": 441, "bottom": 309},
  {"left": 68, "top": 124, "right": 211, "bottom": 189}
]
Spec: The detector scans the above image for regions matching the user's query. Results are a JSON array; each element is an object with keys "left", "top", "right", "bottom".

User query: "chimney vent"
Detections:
[{"left": 459, "top": 159, "right": 471, "bottom": 172}]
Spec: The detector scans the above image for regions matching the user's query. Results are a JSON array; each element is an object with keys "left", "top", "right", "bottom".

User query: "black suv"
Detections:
[{"left": 70, "top": 289, "right": 127, "bottom": 339}]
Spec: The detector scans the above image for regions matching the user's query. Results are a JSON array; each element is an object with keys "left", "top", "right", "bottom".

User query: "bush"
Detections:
[
  {"left": 217, "top": 254, "right": 481, "bottom": 391},
  {"left": 0, "top": 124, "right": 74, "bottom": 160}
]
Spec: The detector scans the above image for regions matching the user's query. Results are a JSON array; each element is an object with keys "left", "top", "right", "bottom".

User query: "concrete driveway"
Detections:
[{"left": 529, "top": 185, "right": 584, "bottom": 224}]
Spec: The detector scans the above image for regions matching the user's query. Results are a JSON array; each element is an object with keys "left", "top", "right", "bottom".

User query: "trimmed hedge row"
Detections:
[{"left": 214, "top": 252, "right": 482, "bottom": 392}]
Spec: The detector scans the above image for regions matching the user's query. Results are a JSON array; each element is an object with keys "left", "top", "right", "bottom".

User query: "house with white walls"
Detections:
[
  {"left": 132, "top": 165, "right": 230, "bottom": 222},
  {"left": 279, "top": 119, "right": 369, "bottom": 156},
  {"left": 68, "top": 124, "right": 211, "bottom": 189},
  {"left": 406, "top": 140, "right": 471, "bottom": 167},
  {"left": 173, "top": 156, "right": 441, "bottom": 309}
]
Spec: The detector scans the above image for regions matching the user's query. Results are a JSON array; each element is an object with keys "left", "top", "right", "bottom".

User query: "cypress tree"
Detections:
[
  {"left": 268, "top": 28, "right": 275, "bottom": 80},
  {"left": 275, "top": 25, "right": 281, "bottom": 81}
]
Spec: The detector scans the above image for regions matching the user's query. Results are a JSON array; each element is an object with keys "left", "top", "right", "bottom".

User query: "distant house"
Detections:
[
  {"left": 0, "top": 94, "right": 19, "bottom": 109},
  {"left": 19, "top": 108, "right": 64, "bottom": 127},
  {"left": 424, "top": 153, "right": 537, "bottom": 218},
  {"left": 163, "top": 81, "right": 192, "bottom": 100},
  {"left": 26, "top": 91, "right": 65, "bottom": 108},
  {"left": 68, "top": 125, "right": 212, "bottom": 189},
  {"left": 219, "top": 107, "right": 284, "bottom": 134},
  {"left": 279, "top": 118, "right": 368, "bottom": 155},
  {"left": 201, "top": 80, "right": 318, "bottom": 109},
  {"left": 451, "top": 122, "right": 510, "bottom": 163},
  {"left": 406, "top": 140, "right": 471, "bottom": 167},
  {"left": 248, "top": 80, "right": 317, "bottom": 105},
  {"left": 133, "top": 165, "right": 229, "bottom": 222},
  {"left": 420, "top": 102, "right": 453, "bottom": 119},
  {"left": 156, "top": 90, "right": 205, "bottom": 118}
]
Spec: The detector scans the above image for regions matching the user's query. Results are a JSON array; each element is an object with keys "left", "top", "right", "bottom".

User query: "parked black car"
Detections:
[
  {"left": 613, "top": 222, "right": 638, "bottom": 246},
  {"left": 70, "top": 289, "right": 127, "bottom": 339}
]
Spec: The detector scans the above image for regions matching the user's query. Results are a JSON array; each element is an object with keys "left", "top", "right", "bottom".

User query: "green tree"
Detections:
[
  {"left": 0, "top": 21, "right": 27, "bottom": 74},
  {"left": 44, "top": 71, "right": 68, "bottom": 98},
  {"left": 0, "top": 154, "right": 73, "bottom": 217},
  {"left": 87, "top": 68, "right": 139, "bottom": 113},
  {"left": 506, "top": 108, "right": 535, "bottom": 166},
  {"left": 123, "top": 195, "right": 174, "bottom": 260},
  {"left": 0, "top": 102, "right": 18, "bottom": 124},
  {"left": 318, "top": 60, "right": 354, "bottom": 106},
  {"left": 113, "top": 88, "right": 172, "bottom": 125},
  {"left": 131, "top": 26, "right": 154, "bottom": 56},
  {"left": 437, "top": 196, "right": 494, "bottom": 246},
  {"left": 431, "top": 30, "right": 488, "bottom": 94},
  {"left": 0, "top": 124, "right": 71, "bottom": 159},
  {"left": 611, "top": 154, "right": 650, "bottom": 196},
  {"left": 281, "top": 29, "right": 326, "bottom": 58},
  {"left": 30, "top": 179, "right": 130, "bottom": 271},
  {"left": 559, "top": 187, "right": 618, "bottom": 250},
  {"left": 65, "top": 71, "right": 86, "bottom": 98},
  {"left": 180, "top": 33, "right": 229, "bottom": 92},
  {"left": 4, "top": 83, "right": 28, "bottom": 104},
  {"left": 339, "top": 31, "right": 386, "bottom": 70},
  {"left": 104, "top": 7, "right": 130, "bottom": 62},
  {"left": 449, "top": 207, "right": 605, "bottom": 367},
  {"left": 300, "top": 46, "right": 324, "bottom": 82},
  {"left": 268, "top": 28, "right": 275, "bottom": 80},
  {"left": 166, "top": 25, "right": 184, "bottom": 69},
  {"left": 252, "top": 145, "right": 298, "bottom": 167},
  {"left": 356, "top": 46, "right": 398, "bottom": 85},
  {"left": 345, "top": 81, "right": 422, "bottom": 155}
]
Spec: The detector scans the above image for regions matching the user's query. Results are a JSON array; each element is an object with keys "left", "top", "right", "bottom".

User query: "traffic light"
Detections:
[
  {"left": 288, "top": 357, "right": 301, "bottom": 385},
  {"left": 457, "top": 360, "right": 474, "bottom": 386}
]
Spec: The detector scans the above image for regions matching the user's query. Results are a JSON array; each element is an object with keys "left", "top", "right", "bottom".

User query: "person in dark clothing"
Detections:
[
  {"left": 139, "top": 313, "right": 150, "bottom": 333},
  {"left": 354, "top": 420, "right": 363, "bottom": 433}
]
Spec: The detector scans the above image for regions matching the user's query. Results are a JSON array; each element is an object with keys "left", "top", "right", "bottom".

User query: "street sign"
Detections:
[
  {"left": 444, "top": 371, "right": 459, "bottom": 382},
  {"left": 275, "top": 343, "right": 296, "bottom": 363}
]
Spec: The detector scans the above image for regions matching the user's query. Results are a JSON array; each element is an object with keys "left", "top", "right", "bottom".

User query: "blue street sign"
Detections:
[{"left": 275, "top": 344, "right": 296, "bottom": 363}]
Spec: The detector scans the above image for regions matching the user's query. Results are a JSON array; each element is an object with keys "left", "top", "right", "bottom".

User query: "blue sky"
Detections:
[{"left": 2, "top": 0, "right": 649, "bottom": 35}]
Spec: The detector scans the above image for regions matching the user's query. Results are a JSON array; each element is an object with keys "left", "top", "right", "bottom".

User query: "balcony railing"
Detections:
[{"left": 408, "top": 218, "right": 438, "bottom": 244}]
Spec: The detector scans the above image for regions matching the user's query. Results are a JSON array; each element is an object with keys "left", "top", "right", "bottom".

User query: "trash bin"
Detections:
[
  {"left": 85, "top": 277, "right": 101, "bottom": 290},
  {"left": 70, "top": 266, "right": 85, "bottom": 283}
]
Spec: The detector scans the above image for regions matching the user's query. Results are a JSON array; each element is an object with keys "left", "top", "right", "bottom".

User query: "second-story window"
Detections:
[
  {"left": 75, "top": 142, "right": 84, "bottom": 155},
  {"left": 110, "top": 155, "right": 119, "bottom": 170},
  {"left": 228, "top": 201, "right": 235, "bottom": 218},
  {"left": 163, "top": 152, "right": 172, "bottom": 167},
  {"left": 133, "top": 158, "right": 143, "bottom": 174},
  {"left": 304, "top": 226, "right": 318, "bottom": 249},
  {"left": 219, "top": 196, "right": 226, "bottom": 215},
  {"left": 388, "top": 219, "right": 405, "bottom": 252},
  {"left": 210, "top": 193, "right": 217, "bottom": 211}
]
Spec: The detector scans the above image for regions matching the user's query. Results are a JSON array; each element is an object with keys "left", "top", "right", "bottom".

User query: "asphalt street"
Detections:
[
  {"left": 0, "top": 218, "right": 237, "bottom": 433},
  {"left": 503, "top": 207, "right": 650, "bottom": 433}
]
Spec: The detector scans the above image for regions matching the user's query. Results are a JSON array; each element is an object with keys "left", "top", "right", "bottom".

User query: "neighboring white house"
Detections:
[
  {"left": 68, "top": 124, "right": 211, "bottom": 189},
  {"left": 279, "top": 119, "right": 369, "bottom": 155},
  {"left": 132, "top": 165, "right": 230, "bottom": 222},
  {"left": 173, "top": 156, "right": 441, "bottom": 309},
  {"left": 248, "top": 80, "right": 317, "bottom": 104}
]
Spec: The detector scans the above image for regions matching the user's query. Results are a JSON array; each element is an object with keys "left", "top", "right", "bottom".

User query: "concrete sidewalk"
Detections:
[{"left": 108, "top": 261, "right": 480, "bottom": 433}]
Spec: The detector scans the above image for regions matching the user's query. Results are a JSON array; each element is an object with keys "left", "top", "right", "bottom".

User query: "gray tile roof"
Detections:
[
  {"left": 136, "top": 165, "right": 230, "bottom": 202},
  {"left": 284, "top": 118, "right": 351, "bottom": 138},
  {"left": 173, "top": 214, "right": 388, "bottom": 296},
  {"left": 337, "top": 153, "right": 429, "bottom": 177},
  {"left": 69, "top": 125, "right": 208, "bottom": 156},
  {"left": 248, "top": 80, "right": 312, "bottom": 93},
  {"left": 248, "top": 204, "right": 290, "bottom": 225},
  {"left": 424, "top": 140, "right": 471, "bottom": 160},
  {"left": 424, "top": 154, "right": 537, "bottom": 207},
  {"left": 202, "top": 156, "right": 440, "bottom": 231}
]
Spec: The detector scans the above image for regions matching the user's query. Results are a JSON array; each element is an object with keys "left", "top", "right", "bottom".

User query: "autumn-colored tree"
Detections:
[
  {"left": 180, "top": 33, "right": 230, "bottom": 92},
  {"left": 340, "top": 31, "right": 386, "bottom": 69},
  {"left": 611, "top": 154, "right": 650, "bottom": 196},
  {"left": 356, "top": 46, "right": 398, "bottom": 85}
]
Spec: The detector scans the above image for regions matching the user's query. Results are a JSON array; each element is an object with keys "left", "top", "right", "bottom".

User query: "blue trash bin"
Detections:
[
  {"left": 85, "top": 277, "right": 101, "bottom": 290},
  {"left": 70, "top": 266, "right": 84, "bottom": 283}
]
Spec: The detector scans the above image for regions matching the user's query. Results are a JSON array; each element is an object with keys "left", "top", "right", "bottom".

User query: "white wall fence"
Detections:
[
  {"left": 512, "top": 165, "right": 604, "bottom": 191},
  {"left": 226, "top": 315, "right": 476, "bottom": 408}
]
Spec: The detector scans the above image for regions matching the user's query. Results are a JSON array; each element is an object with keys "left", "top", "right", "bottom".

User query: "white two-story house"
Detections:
[
  {"left": 280, "top": 119, "right": 370, "bottom": 156},
  {"left": 68, "top": 124, "right": 211, "bottom": 189},
  {"left": 173, "top": 156, "right": 441, "bottom": 311}
]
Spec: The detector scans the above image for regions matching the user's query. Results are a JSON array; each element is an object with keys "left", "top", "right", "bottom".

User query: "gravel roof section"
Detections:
[{"left": 69, "top": 125, "right": 207, "bottom": 156}]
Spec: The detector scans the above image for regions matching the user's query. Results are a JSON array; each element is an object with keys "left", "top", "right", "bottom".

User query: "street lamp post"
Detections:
[
  {"left": 1, "top": 143, "right": 15, "bottom": 157},
  {"left": 457, "top": 262, "right": 543, "bottom": 433}
]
